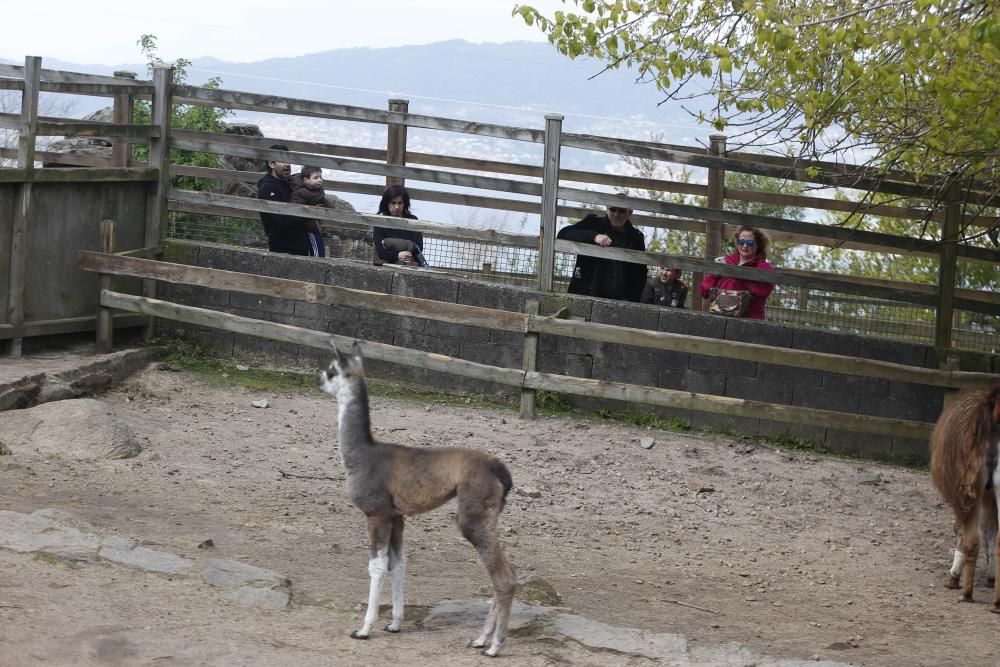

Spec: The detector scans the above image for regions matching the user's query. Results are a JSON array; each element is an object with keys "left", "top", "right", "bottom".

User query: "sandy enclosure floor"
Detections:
[{"left": 1, "top": 364, "right": 999, "bottom": 666}]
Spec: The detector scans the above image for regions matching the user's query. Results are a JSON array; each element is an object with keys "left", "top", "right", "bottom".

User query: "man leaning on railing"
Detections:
[{"left": 556, "top": 205, "right": 647, "bottom": 302}]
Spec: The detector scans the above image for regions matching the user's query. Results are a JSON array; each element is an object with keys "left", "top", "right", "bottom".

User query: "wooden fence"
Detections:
[
  {"left": 77, "top": 247, "right": 999, "bottom": 443},
  {"left": 2, "top": 56, "right": 1000, "bottom": 360}
]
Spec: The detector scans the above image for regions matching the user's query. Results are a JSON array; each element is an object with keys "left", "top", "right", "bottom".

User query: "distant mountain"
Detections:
[{"left": 5, "top": 41, "right": 705, "bottom": 140}]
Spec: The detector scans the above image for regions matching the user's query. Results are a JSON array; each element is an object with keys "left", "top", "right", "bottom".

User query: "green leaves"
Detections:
[
  {"left": 133, "top": 34, "right": 230, "bottom": 193},
  {"left": 514, "top": 0, "right": 1000, "bottom": 194}
]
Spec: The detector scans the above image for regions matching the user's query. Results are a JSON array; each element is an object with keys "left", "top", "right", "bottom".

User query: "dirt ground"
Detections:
[{"left": 2, "top": 363, "right": 999, "bottom": 666}]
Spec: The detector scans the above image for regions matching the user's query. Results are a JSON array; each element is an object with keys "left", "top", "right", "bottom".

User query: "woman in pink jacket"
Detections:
[{"left": 700, "top": 225, "right": 775, "bottom": 320}]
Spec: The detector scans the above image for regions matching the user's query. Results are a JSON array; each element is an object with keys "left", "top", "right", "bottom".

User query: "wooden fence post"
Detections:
[
  {"left": 386, "top": 98, "right": 409, "bottom": 188},
  {"left": 697, "top": 133, "right": 728, "bottom": 311},
  {"left": 537, "top": 113, "right": 563, "bottom": 292},
  {"left": 797, "top": 286, "right": 810, "bottom": 311},
  {"left": 520, "top": 299, "right": 541, "bottom": 419},
  {"left": 95, "top": 220, "right": 116, "bottom": 353},
  {"left": 7, "top": 55, "right": 41, "bottom": 359},
  {"left": 142, "top": 64, "right": 172, "bottom": 340},
  {"left": 935, "top": 179, "right": 961, "bottom": 353},
  {"left": 111, "top": 70, "right": 137, "bottom": 168}
]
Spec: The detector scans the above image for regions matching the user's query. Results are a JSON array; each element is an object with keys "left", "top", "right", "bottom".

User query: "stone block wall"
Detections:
[{"left": 160, "top": 241, "right": 998, "bottom": 464}]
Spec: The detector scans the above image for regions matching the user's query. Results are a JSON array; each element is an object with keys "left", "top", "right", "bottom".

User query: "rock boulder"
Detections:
[{"left": 0, "top": 398, "right": 141, "bottom": 459}]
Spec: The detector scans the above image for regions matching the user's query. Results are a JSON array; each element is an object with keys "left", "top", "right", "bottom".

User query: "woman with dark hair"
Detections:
[
  {"left": 700, "top": 225, "right": 775, "bottom": 319},
  {"left": 372, "top": 185, "right": 428, "bottom": 267}
]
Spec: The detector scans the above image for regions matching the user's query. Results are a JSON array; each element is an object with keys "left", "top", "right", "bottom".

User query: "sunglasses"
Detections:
[
  {"left": 737, "top": 239, "right": 757, "bottom": 247},
  {"left": 608, "top": 207, "right": 628, "bottom": 215}
]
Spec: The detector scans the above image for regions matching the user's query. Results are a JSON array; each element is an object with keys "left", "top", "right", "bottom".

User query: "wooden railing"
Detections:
[
  {"left": 77, "top": 249, "right": 999, "bottom": 446},
  {"left": 2, "top": 56, "right": 999, "bottom": 358}
]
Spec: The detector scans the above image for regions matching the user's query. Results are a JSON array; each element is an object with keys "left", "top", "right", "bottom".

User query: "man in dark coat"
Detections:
[
  {"left": 556, "top": 206, "right": 647, "bottom": 302},
  {"left": 256, "top": 144, "right": 311, "bottom": 255}
]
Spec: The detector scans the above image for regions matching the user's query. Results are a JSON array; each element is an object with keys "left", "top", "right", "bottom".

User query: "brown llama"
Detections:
[
  {"left": 318, "top": 341, "right": 517, "bottom": 656},
  {"left": 929, "top": 383, "right": 1000, "bottom": 608}
]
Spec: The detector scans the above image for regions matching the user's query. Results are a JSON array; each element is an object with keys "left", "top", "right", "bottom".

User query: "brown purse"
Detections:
[{"left": 708, "top": 288, "right": 752, "bottom": 317}]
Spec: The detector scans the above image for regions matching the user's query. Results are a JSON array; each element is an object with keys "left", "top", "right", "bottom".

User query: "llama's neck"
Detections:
[{"left": 337, "top": 378, "right": 374, "bottom": 460}]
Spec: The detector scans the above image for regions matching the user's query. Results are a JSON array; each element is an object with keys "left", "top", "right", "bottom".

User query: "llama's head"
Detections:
[{"left": 319, "top": 340, "right": 365, "bottom": 397}]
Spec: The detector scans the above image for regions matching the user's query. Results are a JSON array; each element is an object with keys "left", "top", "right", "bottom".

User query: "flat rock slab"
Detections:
[
  {"left": 0, "top": 398, "right": 141, "bottom": 459},
  {"left": 0, "top": 509, "right": 289, "bottom": 610},
  {"left": 99, "top": 537, "right": 195, "bottom": 576},
  {"left": 196, "top": 558, "right": 290, "bottom": 589},
  {"left": 550, "top": 613, "right": 689, "bottom": 659},
  {"left": 421, "top": 598, "right": 558, "bottom": 631},
  {"left": 0, "top": 509, "right": 101, "bottom": 561},
  {"left": 422, "top": 598, "right": 852, "bottom": 666}
]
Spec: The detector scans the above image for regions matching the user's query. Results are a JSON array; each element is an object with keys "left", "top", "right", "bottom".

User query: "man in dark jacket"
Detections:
[
  {"left": 556, "top": 206, "right": 647, "bottom": 302},
  {"left": 256, "top": 144, "right": 311, "bottom": 255}
]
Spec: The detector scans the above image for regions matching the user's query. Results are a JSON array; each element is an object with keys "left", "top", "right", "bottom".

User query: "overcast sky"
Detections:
[{"left": 2, "top": 1, "right": 570, "bottom": 65}]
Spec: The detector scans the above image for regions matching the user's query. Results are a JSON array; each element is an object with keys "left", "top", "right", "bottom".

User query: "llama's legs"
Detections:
[
  {"left": 946, "top": 541, "right": 964, "bottom": 589},
  {"left": 458, "top": 502, "right": 516, "bottom": 657},
  {"left": 982, "top": 490, "right": 998, "bottom": 588},
  {"left": 386, "top": 515, "right": 407, "bottom": 632},
  {"left": 354, "top": 515, "right": 392, "bottom": 639},
  {"left": 991, "top": 462, "right": 1000, "bottom": 611},
  {"left": 957, "top": 510, "right": 981, "bottom": 602}
]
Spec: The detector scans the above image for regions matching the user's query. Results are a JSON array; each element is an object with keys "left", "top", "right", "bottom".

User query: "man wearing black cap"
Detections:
[{"left": 256, "top": 144, "right": 310, "bottom": 255}]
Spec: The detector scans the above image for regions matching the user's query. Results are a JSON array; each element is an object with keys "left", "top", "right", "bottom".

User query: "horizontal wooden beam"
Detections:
[
  {"left": 168, "top": 135, "right": 543, "bottom": 197},
  {"left": 0, "top": 114, "right": 158, "bottom": 142},
  {"left": 37, "top": 81, "right": 153, "bottom": 97},
  {"left": 166, "top": 188, "right": 540, "bottom": 247},
  {"left": 0, "top": 314, "right": 147, "bottom": 340},
  {"left": 725, "top": 187, "right": 999, "bottom": 230},
  {"left": 521, "top": 371, "right": 933, "bottom": 438},
  {"left": 99, "top": 290, "right": 527, "bottom": 386},
  {"left": 115, "top": 245, "right": 163, "bottom": 259},
  {"left": 35, "top": 120, "right": 159, "bottom": 140},
  {"left": 78, "top": 251, "right": 529, "bottom": 332},
  {"left": 0, "top": 147, "right": 115, "bottom": 168},
  {"left": 0, "top": 63, "right": 152, "bottom": 89},
  {"left": 0, "top": 167, "right": 158, "bottom": 183},
  {"left": 172, "top": 85, "right": 545, "bottom": 143},
  {"left": 556, "top": 184, "right": 973, "bottom": 259},
  {"left": 527, "top": 315, "right": 997, "bottom": 390},
  {"left": 170, "top": 128, "right": 386, "bottom": 162},
  {"left": 560, "top": 132, "right": 935, "bottom": 200}
]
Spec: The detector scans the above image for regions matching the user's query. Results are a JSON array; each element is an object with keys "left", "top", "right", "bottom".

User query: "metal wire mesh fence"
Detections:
[{"left": 166, "top": 213, "right": 999, "bottom": 353}]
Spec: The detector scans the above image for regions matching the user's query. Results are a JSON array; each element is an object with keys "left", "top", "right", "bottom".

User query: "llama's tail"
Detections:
[{"left": 490, "top": 459, "right": 513, "bottom": 509}]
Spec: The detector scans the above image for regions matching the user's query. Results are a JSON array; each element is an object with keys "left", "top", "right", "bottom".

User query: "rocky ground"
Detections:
[{"left": 1, "top": 361, "right": 999, "bottom": 666}]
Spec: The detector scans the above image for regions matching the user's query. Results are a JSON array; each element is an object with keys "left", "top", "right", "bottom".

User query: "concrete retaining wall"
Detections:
[{"left": 160, "top": 241, "right": 999, "bottom": 464}]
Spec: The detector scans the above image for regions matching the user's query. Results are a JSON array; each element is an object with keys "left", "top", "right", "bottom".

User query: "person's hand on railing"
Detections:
[{"left": 594, "top": 233, "right": 612, "bottom": 247}]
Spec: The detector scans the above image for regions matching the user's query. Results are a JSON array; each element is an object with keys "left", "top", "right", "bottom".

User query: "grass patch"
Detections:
[
  {"left": 157, "top": 334, "right": 316, "bottom": 393},
  {"left": 534, "top": 391, "right": 692, "bottom": 434}
]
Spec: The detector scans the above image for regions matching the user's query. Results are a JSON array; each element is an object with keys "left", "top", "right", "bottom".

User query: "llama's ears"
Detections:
[
  {"left": 328, "top": 340, "right": 346, "bottom": 372},
  {"left": 351, "top": 340, "right": 364, "bottom": 364}
]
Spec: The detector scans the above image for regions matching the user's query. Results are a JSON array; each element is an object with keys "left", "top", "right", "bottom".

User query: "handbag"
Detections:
[{"left": 708, "top": 288, "right": 752, "bottom": 317}]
